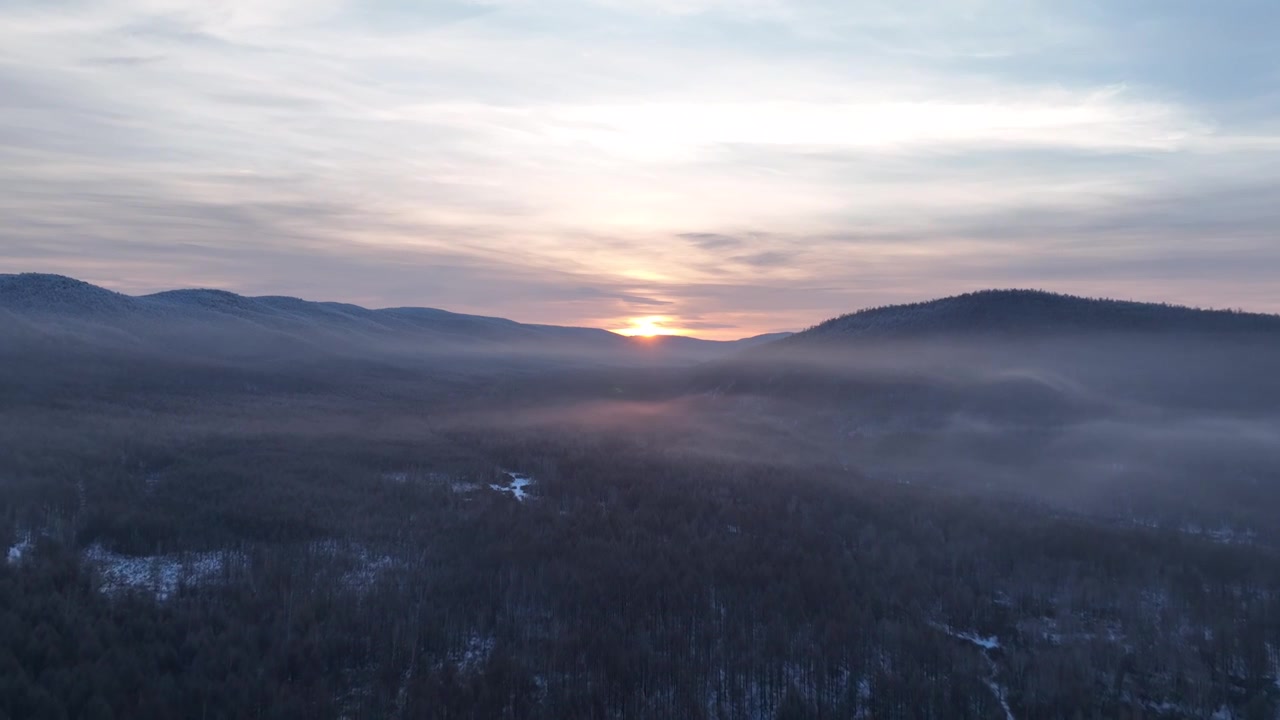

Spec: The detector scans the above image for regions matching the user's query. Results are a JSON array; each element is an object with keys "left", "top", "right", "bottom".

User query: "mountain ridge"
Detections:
[
  {"left": 11, "top": 275, "right": 1278, "bottom": 360},
  {"left": 782, "top": 288, "right": 1280, "bottom": 343},
  {"left": 0, "top": 274, "right": 789, "bottom": 363}
]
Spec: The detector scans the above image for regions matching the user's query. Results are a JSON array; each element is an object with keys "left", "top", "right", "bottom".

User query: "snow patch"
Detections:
[
  {"left": 933, "top": 623, "right": 1000, "bottom": 651},
  {"left": 440, "top": 633, "right": 495, "bottom": 674},
  {"left": 983, "top": 674, "right": 1016, "bottom": 720},
  {"left": 82, "top": 544, "right": 241, "bottom": 600},
  {"left": 959, "top": 630, "right": 1000, "bottom": 651},
  {"left": 309, "top": 540, "right": 403, "bottom": 590},
  {"left": 383, "top": 470, "right": 482, "bottom": 495},
  {"left": 489, "top": 471, "right": 534, "bottom": 501},
  {"left": 341, "top": 550, "right": 398, "bottom": 590},
  {"left": 852, "top": 677, "right": 873, "bottom": 720},
  {"left": 933, "top": 623, "right": 1014, "bottom": 720},
  {"left": 6, "top": 533, "right": 33, "bottom": 565},
  {"left": 1184, "top": 523, "right": 1257, "bottom": 545}
]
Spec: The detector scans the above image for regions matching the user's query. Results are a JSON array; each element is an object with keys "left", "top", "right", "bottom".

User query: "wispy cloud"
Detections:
[{"left": 1, "top": 0, "right": 1277, "bottom": 338}]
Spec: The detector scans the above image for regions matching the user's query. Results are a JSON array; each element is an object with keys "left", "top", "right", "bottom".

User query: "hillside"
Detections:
[
  {"left": 0, "top": 273, "right": 138, "bottom": 316},
  {"left": 6, "top": 278, "right": 1280, "bottom": 720},
  {"left": 782, "top": 289, "right": 1280, "bottom": 343},
  {"left": 702, "top": 287, "right": 1280, "bottom": 433},
  {"left": 0, "top": 273, "right": 783, "bottom": 365}
]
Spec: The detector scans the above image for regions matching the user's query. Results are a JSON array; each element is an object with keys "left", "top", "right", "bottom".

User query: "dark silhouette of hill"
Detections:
[
  {"left": 625, "top": 331, "right": 792, "bottom": 361},
  {"left": 0, "top": 273, "right": 137, "bottom": 316},
  {"left": 782, "top": 289, "right": 1280, "bottom": 343},
  {"left": 141, "top": 286, "right": 612, "bottom": 344},
  {"left": 0, "top": 273, "right": 785, "bottom": 365},
  {"left": 702, "top": 289, "right": 1280, "bottom": 423}
]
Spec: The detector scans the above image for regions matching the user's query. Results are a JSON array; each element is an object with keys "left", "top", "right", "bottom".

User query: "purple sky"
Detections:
[{"left": 2, "top": 1, "right": 1278, "bottom": 338}]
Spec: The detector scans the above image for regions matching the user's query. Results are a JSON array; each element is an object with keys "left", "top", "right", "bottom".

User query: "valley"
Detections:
[{"left": 3, "top": 276, "right": 1280, "bottom": 719}]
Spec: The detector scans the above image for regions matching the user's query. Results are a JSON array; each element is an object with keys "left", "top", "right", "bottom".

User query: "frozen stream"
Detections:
[{"left": 934, "top": 623, "right": 1015, "bottom": 720}]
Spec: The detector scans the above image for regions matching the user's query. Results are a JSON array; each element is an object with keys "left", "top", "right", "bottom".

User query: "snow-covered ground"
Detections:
[
  {"left": 6, "top": 533, "right": 33, "bottom": 564},
  {"left": 1018, "top": 615, "right": 1126, "bottom": 648},
  {"left": 336, "top": 545, "right": 399, "bottom": 590},
  {"left": 949, "top": 627, "right": 1001, "bottom": 651},
  {"left": 1128, "top": 516, "right": 1260, "bottom": 546},
  {"left": 304, "top": 539, "right": 407, "bottom": 591},
  {"left": 490, "top": 471, "right": 535, "bottom": 501},
  {"left": 933, "top": 623, "right": 1015, "bottom": 720},
  {"left": 932, "top": 622, "right": 1001, "bottom": 651},
  {"left": 82, "top": 544, "right": 242, "bottom": 600},
  {"left": 452, "top": 633, "right": 496, "bottom": 673},
  {"left": 853, "top": 677, "right": 873, "bottom": 720},
  {"left": 381, "top": 470, "right": 483, "bottom": 495},
  {"left": 1184, "top": 523, "right": 1257, "bottom": 545},
  {"left": 81, "top": 540, "right": 404, "bottom": 600}
]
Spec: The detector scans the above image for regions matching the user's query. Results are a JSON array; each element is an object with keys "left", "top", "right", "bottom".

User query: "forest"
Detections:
[{"left": 3, "top": 282, "right": 1280, "bottom": 719}]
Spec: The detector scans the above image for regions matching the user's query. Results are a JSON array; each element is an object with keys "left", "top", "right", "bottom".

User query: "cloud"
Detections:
[
  {"left": 731, "top": 251, "right": 794, "bottom": 268},
  {"left": 673, "top": 320, "right": 739, "bottom": 331},
  {"left": 82, "top": 55, "right": 166, "bottom": 66},
  {"left": 679, "top": 233, "right": 744, "bottom": 250},
  {"left": 0, "top": 0, "right": 1277, "bottom": 339},
  {"left": 567, "top": 287, "right": 674, "bottom": 307}
]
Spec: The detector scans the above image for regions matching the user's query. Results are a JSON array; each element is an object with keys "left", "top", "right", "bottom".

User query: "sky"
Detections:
[{"left": 1, "top": 0, "right": 1278, "bottom": 339}]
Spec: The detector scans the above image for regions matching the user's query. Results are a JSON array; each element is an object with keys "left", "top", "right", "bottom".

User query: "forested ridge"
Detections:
[
  {"left": 4, "top": 284, "right": 1280, "bottom": 719},
  {"left": 6, "top": 392, "right": 1280, "bottom": 719},
  {"left": 786, "top": 289, "right": 1280, "bottom": 339}
]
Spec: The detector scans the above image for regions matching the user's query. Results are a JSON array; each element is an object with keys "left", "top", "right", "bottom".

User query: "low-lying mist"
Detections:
[
  {"left": 7, "top": 282, "right": 1280, "bottom": 720},
  {"left": 5, "top": 294, "right": 1280, "bottom": 543}
]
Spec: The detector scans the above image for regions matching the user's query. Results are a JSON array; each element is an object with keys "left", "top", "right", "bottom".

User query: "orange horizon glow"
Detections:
[{"left": 613, "top": 316, "right": 688, "bottom": 338}]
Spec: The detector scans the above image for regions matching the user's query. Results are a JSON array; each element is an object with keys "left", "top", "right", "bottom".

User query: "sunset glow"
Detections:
[
  {"left": 2, "top": 1, "right": 1278, "bottom": 338},
  {"left": 1, "top": 1, "right": 1277, "bottom": 714},
  {"left": 615, "top": 316, "right": 685, "bottom": 338}
]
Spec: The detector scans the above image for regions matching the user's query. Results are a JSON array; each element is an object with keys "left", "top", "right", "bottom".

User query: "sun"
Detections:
[{"left": 616, "top": 316, "right": 681, "bottom": 338}]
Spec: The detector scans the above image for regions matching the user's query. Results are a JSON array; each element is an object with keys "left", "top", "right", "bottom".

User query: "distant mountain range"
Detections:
[
  {"left": 7, "top": 273, "right": 1280, "bottom": 415},
  {"left": 0, "top": 274, "right": 788, "bottom": 364},
  {"left": 7, "top": 275, "right": 1279, "bottom": 367}
]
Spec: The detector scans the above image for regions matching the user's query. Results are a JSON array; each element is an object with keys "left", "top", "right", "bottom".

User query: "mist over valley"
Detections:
[{"left": 4, "top": 274, "right": 1280, "bottom": 719}]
